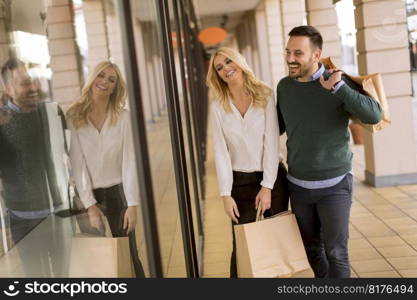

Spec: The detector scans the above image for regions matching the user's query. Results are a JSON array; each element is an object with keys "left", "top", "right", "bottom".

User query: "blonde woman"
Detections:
[
  {"left": 67, "top": 61, "right": 145, "bottom": 277},
  {"left": 207, "top": 47, "right": 288, "bottom": 277}
]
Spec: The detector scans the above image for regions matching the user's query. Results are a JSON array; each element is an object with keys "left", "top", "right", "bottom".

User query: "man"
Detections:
[
  {"left": 276, "top": 26, "right": 381, "bottom": 278},
  {"left": 0, "top": 58, "right": 64, "bottom": 254}
]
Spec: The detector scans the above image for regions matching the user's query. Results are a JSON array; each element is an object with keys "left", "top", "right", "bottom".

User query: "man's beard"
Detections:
[
  {"left": 288, "top": 63, "right": 304, "bottom": 79},
  {"left": 287, "top": 62, "right": 313, "bottom": 79},
  {"left": 16, "top": 91, "right": 42, "bottom": 112}
]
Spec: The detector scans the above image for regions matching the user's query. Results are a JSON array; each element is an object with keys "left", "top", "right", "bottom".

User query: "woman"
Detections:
[
  {"left": 206, "top": 47, "right": 288, "bottom": 277},
  {"left": 66, "top": 61, "right": 145, "bottom": 277}
]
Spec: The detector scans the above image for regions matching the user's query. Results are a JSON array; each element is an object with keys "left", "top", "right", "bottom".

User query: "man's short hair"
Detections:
[
  {"left": 1, "top": 58, "right": 25, "bottom": 86},
  {"left": 288, "top": 25, "right": 323, "bottom": 50}
]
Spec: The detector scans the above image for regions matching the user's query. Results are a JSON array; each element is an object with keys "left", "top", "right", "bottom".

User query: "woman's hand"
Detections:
[
  {"left": 255, "top": 187, "right": 272, "bottom": 214},
  {"left": 87, "top": 204, "right": 104, "bottom": 232},
  {"left": 222, "top": 196, "right": 240, "bottom": 224},
  {"left": 123, "top": 206, "right": 138, "bottom": 234}
]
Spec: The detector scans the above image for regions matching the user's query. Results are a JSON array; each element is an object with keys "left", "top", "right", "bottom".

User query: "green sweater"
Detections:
[
  {"left": 276, "top": 73, "right": 381, "bottom": 180},
  {"left": 0, "top": 102, "right": 63, "bottom": 211}
]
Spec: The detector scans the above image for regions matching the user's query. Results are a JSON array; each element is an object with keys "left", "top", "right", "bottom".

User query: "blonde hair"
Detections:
[
  {"left": 66, "top": 61, "right": 127, "bottom": 128},
  {"left": 206, "top": 47, "right": 272, "bottom": 112}
]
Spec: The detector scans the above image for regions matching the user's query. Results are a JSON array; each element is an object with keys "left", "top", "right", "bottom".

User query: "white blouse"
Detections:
[
  {"left": 68, "top": 109, "right": 139, "bottom": 208},
  {"left": 210, "top": 96, "right": 280, "bottom": 196}
]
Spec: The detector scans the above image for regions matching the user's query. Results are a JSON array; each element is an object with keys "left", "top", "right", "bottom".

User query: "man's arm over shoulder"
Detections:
[{"left": 334, "top": 75, "right": 382, "bottom": 124}]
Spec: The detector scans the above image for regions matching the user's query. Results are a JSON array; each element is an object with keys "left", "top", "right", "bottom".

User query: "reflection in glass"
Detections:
[
  {"left": 66, "top": 61, "right": 146, "bottom": 278},
  {"left": 0, "top": 0, "right": 206, "bottom": 278},
  {"left": 0, "top": 58, "right": 70, "bottom": 276},
  {"left": 131, "top": 0, "right": 188, "bottom": 277}
]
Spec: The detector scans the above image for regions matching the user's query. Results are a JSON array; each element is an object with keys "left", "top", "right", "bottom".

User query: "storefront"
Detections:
[{"left": 0, "top": 0, "right": 208, "bottom": 278}]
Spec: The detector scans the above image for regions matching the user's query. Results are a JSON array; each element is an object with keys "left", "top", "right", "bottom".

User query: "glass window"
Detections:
[
  {"left": 0, "top": 0, "right": 152, "bottom": 278},
  {"left": 0, "top": 1, "right": 72, "bottom": 277},
  {"left": 130, "top": 0, "right": 189, "bottom": 277},
  {"left": 168, "top": 0, "right": 205, "bottom": 270},
  {"left": 0, "top": 0, "right": 205, "bottom": 278}
]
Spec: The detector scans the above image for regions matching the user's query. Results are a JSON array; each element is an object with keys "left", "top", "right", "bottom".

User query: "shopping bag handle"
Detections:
[
  {"left": 255, "top": 203, "right": 263, "bottom": 222},
  {"left": 256, "top": 203, "right": 293, "bottom": 222}
]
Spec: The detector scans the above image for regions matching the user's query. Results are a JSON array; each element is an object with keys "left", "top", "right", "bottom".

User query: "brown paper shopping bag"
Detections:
[
  {"left": 69, "top": 216, "right": 134, "bottom": 278},
  {"left": 234, "top": 211, "right": 310, "bottom": 278},
  {"left": 320, "top": 57, "right": 391, "bottom": 132}
]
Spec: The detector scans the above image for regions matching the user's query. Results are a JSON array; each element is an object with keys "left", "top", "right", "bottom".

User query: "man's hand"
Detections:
[
  {"left": 222, "top": 196, "right": 240, "bottom": 223},
  {"left": 319, "top": 69, "right": 342, "bottom": 91},
  {"left": 255, "top": 187, "right": 271, "bottom": 214}
]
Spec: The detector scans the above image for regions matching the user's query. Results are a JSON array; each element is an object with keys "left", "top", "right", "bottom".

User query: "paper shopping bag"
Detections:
[
  {"left": 234, "top": 211, "right": 310, "bottom": 278},
  {"left": 69, "top": 236, "right": 133, "bottom": 277},
  {"left": 320, "top": 57, "right": 391, "bottom": 132},
  {"left": 69, "top": 217, "right": 134, "bottom": 278}
]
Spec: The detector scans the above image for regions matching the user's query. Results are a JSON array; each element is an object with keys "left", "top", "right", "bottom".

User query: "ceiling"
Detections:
[
  {"left": 193, "top": 0, "right": 260, "bottom": 16},
  {"left": 193, "top": 0, "right": 261, "bottom": 49},
  {"left": 9, "top": 0, "right": 261, "bottom": 39},
  {"left": 10, "top": 0, "right": 46, "bottom": 35},
  {"left": 132, "top": 0, "right": 261, "bottom": 32},
  {"left": 194, "top": 0, "right": 261, "bottom": 32}
]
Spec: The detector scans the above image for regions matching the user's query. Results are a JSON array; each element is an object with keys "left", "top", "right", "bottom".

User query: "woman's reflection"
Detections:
[{"left": 66, "top": 61, "right": 145, "bottom": 277}]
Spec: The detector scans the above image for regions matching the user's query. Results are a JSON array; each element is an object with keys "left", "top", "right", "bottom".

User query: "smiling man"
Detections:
[
  {"left": 2, "top": 60, "right": 42, "bottom": 113},
  {"left": 276, "top": 26, "right": 382, "bottom": 278},
  {"left": 0, "top": 58, "right": 64, "bottom": 254}
]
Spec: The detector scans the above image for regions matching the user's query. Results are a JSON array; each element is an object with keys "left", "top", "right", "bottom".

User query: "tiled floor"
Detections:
[{"left": 202, "top": 134, "right": 417, "bottom": 278}]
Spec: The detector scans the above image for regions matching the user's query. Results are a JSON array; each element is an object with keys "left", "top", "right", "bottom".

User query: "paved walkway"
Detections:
[{"left": 202, "top": 135, "right": 417, "bottom": 278}]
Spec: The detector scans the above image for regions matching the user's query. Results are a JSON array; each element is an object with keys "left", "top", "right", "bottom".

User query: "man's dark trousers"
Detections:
[{"left": 288, "top": 174, "right": 353, "bottom": 278}]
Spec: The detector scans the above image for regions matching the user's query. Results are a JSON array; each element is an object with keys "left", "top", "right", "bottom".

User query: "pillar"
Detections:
[
  {"left": 264, "top": 0, "right": 287, "bottom": 86},
  {"left": 0, "top": 0, "right": 11, "bottom": 67},
  {"left": 235, "top": 11, "right": 259, "bottom": 76},
  {"left": 255, "top": 1, "right": 273, "bottom": 86},
  {"left": 46, "top": 0, "right": 83, "bottom": 108},
  {"left": 355, "top": 0, "right": 417, "bottom": 186},
  {"left": 306, "top": 0, "right": 342, "bottom": 66},
  {"left": 103, "top": 0, "right": 125, "bottom": 78},
  {"left": 133, "top": 18, "right": 153, "bottom": 122},
  {"left": 280, "top": 0, "right": 307, "bottom": 36},
  {"left": 279, "top": 0, "right": 307, "bottom": 84},
  {"left": 82, "top": 0, "right": 110, "bottom": 72}
]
